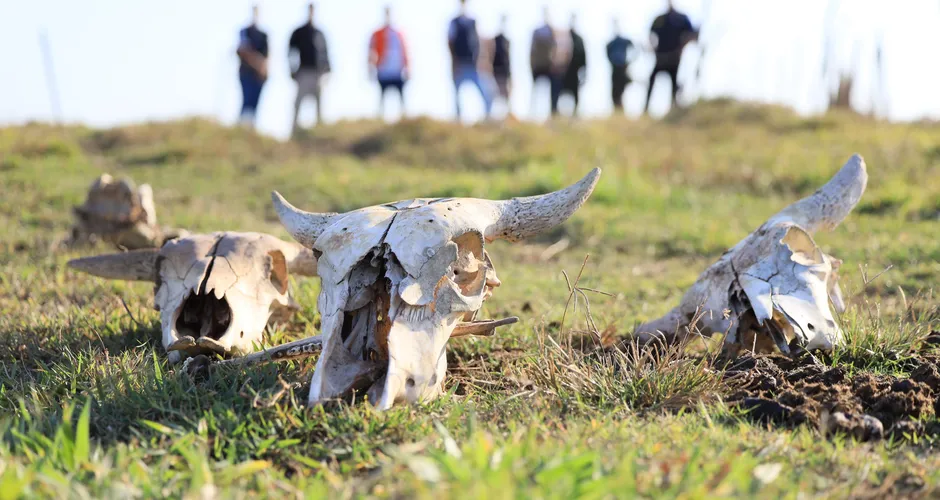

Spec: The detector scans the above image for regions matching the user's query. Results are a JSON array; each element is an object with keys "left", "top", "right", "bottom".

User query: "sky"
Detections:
[{"left": 2, "top": 0, "right": 940, "bottom": 139}]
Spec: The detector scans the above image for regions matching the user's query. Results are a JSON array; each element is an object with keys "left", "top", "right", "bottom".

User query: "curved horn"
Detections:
[
  {"left": 67, "top": 249, "right": 159, "bottom": 282},
  {"left": 769, "top": 154, "right": 868, "bottom": 234},
  {"left": 271, "top": 192, "right": 339, "bottom": 248},
  {"left": 484, "top": 168, "right": 602, "bottom": 242}
]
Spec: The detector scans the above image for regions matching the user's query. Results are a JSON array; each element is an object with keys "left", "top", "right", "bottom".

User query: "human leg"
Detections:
[
  {"left": 550, "top": 75, "right": 563, "bottom": 116},
  {"left": 667, "top": 64, "right": 680, "bottom": 108},
  {"left": 644, "top": 63, "right": 662, "bottom": 114},
  {"left": 469, "top": 70, "right": 493, "bottom": 118},
  {"left": 240, "top": 73, "right": 262, "bottom": 126},
  {"left": 612, "top": 66, "right": 627, "bottom": 111}
]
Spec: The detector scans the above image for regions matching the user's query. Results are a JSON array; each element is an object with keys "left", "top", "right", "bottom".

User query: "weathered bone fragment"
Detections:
[
  {"left": 270, "top": 168, "right": 601, "bottom": 409},
  {"left": 67, "top": 232, "right": 318, "bottom": 363},
  {"left": 67, "top": 174, "right": 185, "bottom": 250},
  {"left": 207, "top": 316, "right": 520, "bottom": 370},
  {"left": 636, "top": 155, "right": 868, "bottom": 354}
]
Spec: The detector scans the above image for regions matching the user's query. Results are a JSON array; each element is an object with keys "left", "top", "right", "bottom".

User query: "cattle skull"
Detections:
[
  {"left": 67, "top": 232, "right": 318, "bottom": 363},
  {"left": 269, "top": 168, "right": 601, "bottom": 409},
  {"left": 636, "top": 155, "right": 868, "bottom": 354},
  {"left": 68, "top": 174, "right": 181, "bottom": 250}
]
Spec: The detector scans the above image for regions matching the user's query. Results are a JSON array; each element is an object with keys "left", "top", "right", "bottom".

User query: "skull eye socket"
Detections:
[{"left": 267, "top": 250, "right": 290, "bottom": 295}]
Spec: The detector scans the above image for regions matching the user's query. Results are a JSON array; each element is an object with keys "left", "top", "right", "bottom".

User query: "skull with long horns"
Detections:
[
  {"left": 269, "top": 168, "right": 600, "bottom": 409},
  {"left": 67, "top": 232, "right": 318, "bottom": 363},
  {"left": 635, "top": 155, "right": 868, "bottom": 354}
]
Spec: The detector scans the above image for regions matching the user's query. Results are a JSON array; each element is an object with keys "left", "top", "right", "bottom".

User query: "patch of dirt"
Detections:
[{"left": 725, "top": 353, "right": 940, "bottom": 441}]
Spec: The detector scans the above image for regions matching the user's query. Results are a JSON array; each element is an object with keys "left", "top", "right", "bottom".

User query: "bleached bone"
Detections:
[
  {"left": 636, "top": 155, "right": 868, "bottom": 354},
  {"left": 270, "top": 168, "right": 600, "bottom": 409},
  {"left": 67, "top": 174, "right": 184, "bottom": 250},
  {"left": 67, "top": 232, "right": 318, "bottom": 363},
  {"left": 210, "top": 317, "right": 520, "bottom": 370}
]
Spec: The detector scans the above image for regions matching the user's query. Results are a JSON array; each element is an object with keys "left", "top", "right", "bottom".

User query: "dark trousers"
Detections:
[
  {"left": 378, "top": 78, "right": 406, "bottom": 116},
  {"left": 556, "top": 77, "right": 581, "bottom": 115},
  {"left": 532, "top": 68, "right": 561, "bottom": 116},
  {"left": 239, "top": 72, "right": 265, "bottom": 123},
  {"left": 644, "top": 55, "right": 680, "bottom": 114},
  {"left": 611, "top": 65, "right": 629, "bottom": 111}
]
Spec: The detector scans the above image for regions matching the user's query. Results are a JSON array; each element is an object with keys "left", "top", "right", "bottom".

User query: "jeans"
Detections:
[
  {"left": 239, "top": 71, "right": 265, "bottom": 126},
  {"left": 453, "top": 63, "right": 492, "bottom": 120}
]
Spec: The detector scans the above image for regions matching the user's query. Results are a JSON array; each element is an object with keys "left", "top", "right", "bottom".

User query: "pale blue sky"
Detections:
[{"left": 3, "top": 0, "right": 939, "bottom": 139}]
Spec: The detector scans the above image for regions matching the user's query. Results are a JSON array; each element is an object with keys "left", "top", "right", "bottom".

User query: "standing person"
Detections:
[
  {"left": 529, "top": 7, "right": 556, "bottom": 116},
  {"left": 559, "top": 14, "right": 587, "bottom": 116},
  {"left": 491, "top": 15, "right": 513, "bottom": 119},
  {"left": 607, "top": 19, "right": 635, "bottom": 112},
  {"left": 448, "top": 0, "right": 492, "bottom": 121},
  {"left": 644, "top": 0, "right": 697, "bottom": 114},
  {"left": 236, "top": 5, "right": 268, "bottom": 128},
  {"left": 369, "top": 6, "right": 409, "bottom": 119},
  {"left": 548, "top": 26, "right": 572, "bottom": 116},
  {"left": 289, "top": 3, "right": 331, "bottom": 134}
]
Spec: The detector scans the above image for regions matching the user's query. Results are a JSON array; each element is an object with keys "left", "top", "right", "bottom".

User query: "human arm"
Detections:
[
  {"left": 367, "top": 31, "right": 378, "bottom": 78},
  {"left": 287, "top": 30, "right": 300, "bottom": 77},
  {"left": 401, "top": 32, "right": 410, "bottom": 80},
  {"left": 317, "top": 31, "right": 331, "bottom": 74},
  {"left": 679, "top": 15, "right": 698, "bottom": 49}
]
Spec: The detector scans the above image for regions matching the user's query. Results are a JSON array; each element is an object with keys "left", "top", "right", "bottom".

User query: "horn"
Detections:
[
  {"left": 271, "top": 192, "right": 339, "bottom": 248},
  {"left": 769, "top": 154, "right": 868, "bottom": 234},
  {"left": 67, "top": 249, "right": 159, "bottom": 282},
  {"left": 484, "top": 167, "right": 602, "bottom": 242}
]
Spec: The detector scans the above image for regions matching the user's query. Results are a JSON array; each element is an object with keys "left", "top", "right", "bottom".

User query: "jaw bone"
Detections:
[
  {"left": 266, "top": 168, "right": 600, "bottom": 409},
  {"left": 67, "top": 232, "right": 318, "bottom": 362},
  {"left": 635, "top": 155, "right": 867, "bottom": 354}
]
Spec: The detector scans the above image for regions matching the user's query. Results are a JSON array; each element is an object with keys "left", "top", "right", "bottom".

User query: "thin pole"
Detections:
[{"left": 39, "top": 30, "right": 63, "bottom": 124}]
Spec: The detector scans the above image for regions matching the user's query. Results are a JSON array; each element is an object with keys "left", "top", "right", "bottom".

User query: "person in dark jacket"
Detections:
[
  {"left": 448, "top": 0, "right": 492, "bottom": 121},
  {"left": 236, "top": 5, "right": 268, "bottom": 128},
  {"left": 644, "top": 0, "right": 697, "bottom": 114},
  {"left": 289, "top": 3, "right": 331, "bottom": 133},
  {"left": 491, "top": 15, "right": 513, "bottom": 118},
  {"left": 606, "top": 19, "right": 635, "bottom": 112},
  {"left": 529, "top": 7, "right": 556, "bottom": 117},
  {"left": 558, "top": 13, "right": 587, "bottom": 116}
]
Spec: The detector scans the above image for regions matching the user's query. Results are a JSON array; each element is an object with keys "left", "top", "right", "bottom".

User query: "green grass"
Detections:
[{"left": 1, "top": 100, "right": 938, "bottom": 497}]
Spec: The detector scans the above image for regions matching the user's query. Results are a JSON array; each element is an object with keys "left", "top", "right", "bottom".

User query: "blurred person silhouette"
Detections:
[
  {"left": 548, "top": 24, "right": 572, "bottom": 116},
  {"left": 369, "top": 6, "right": 410, "bottom": 119},
  {"left": 644, "top": 0, "right": 697, "bottom": 114},
  {"left": 607, "top": 19, "right": 635, "bottom": 113},
  {"left": 448, "top": 0, "right": 492, "bottom": 121},
  {"left": 236, "top": 5, "right": 268, "bottom": 128},
  {"left": 529, "top": 7, "right": 556, "bottom": 117},
  {"left": 289, "top": 3, "right": 332, "bottom": 134},
  {"left": 491, "top": 14, "right": 514, "bottom": 119},
  {"left": 558, "top": 13, "right": 587, "bottom": 116}
]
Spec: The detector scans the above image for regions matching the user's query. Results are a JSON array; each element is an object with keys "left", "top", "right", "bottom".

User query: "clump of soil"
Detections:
[{"left": 725, "top": 353, "right": 940, "bottom": 441}]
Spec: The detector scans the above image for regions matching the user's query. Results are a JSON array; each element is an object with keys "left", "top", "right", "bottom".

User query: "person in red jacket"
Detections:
[{"left": 369, "top": 6, "right": 410, "bottom": 119}]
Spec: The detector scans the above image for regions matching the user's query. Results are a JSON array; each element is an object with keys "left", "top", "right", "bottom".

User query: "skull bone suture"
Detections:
[
  {"left": 270, "top": 168, "right": 601, "bottom": 409},
  {"left": 67, "top": 232, "right": 318, "bottom": 363},
  {"left": 635, "top": 155, "right": 868, "bottom": 354}
]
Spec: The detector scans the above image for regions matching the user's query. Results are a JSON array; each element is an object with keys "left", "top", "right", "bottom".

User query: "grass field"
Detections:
[{"left": 0, "top": 100, "right": 938, "bottom": 497}]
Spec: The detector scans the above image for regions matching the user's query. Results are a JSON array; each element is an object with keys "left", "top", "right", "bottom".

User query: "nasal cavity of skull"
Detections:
[
  {"left": 176, "top": 292, "right": 233, "bottom": 341},
  {"left": 266, "top": 250, "right": 289, "bottom": 295},
  {"left": 451, "top": 232, "right": 486, "bottom": 295}
]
